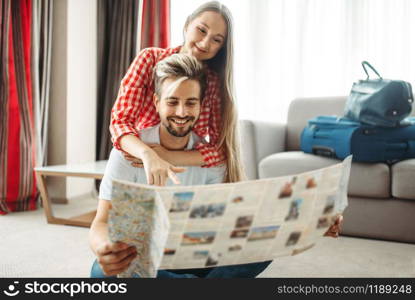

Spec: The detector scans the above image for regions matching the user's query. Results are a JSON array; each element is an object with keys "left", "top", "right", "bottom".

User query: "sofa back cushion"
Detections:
[{"left": 286, "top": 96, "right": 347, "bottom": 150}]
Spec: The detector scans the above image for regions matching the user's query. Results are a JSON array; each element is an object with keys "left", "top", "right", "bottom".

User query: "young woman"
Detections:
[{"left": 110, "top": 1, "right": 243, "bottom": 185}]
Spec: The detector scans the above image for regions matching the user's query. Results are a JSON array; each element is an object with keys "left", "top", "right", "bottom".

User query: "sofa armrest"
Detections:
[
  {"left": 239, "top": 120, "right": 286, "bottom": 180},
  {"left": 251, "top": 120, "right": 286, "bottom": 163},
  {"left": 239, "top": 120, "right": 258, "bottom": 180}
]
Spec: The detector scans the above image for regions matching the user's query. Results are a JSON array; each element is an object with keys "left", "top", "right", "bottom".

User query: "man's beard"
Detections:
[{"left": 164, "top": 116, "right": 195, "bottom": 137}]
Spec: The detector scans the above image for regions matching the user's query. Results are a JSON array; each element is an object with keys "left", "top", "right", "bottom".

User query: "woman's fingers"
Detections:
[
  {"left": 131, "top": 159, "right": 143, "bottom": 164},
  {"left": 124, "top": 154, "right": 135, "bottom": 161},
  {"left": 131, "top": 162, "right": 144, "bottom": 168},
  {"left": 123, "top": 153, "right": 142, "bottom": 163},
  {"left": 122, "top": 152, "right": 143, "bottom": 167},
  {"left": 127, "top": 158, "right": 143, "bottom": 168}
]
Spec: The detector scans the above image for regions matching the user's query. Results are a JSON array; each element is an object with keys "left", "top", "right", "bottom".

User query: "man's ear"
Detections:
[{"left": 153, "top": 94, "right": 160, "bottom": 112}]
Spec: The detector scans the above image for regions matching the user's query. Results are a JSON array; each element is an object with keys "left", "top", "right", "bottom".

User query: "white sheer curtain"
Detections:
[{"left": 171, "top": 0, "right": 415, "bottom": 122}]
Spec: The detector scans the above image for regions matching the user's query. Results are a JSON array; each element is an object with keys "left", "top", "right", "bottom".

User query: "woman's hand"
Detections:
[
  {"left": 324, "top": 214, "right": 343, "bottom": 238},
  {"left": 141, "top": 150, "right": 185, "bottom": 186},
  {"left": 147, "top": 143, "right": 172, "bottom": 162}
]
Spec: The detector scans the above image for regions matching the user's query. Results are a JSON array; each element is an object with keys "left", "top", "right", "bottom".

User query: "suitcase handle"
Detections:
[
  {"left": 362, "top": 61, "right": 383, "bottom": 80},
  {"left": 386, "top": 142, "right": 408, "bottom": 151},
  {"left": 312, "top": 146, "right": 336, "bottom": 158}
]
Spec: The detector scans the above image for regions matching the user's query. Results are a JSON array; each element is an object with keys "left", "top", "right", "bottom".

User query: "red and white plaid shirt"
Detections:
[{"left": 110, "top": 46, "right": 225, "bottom": 167}]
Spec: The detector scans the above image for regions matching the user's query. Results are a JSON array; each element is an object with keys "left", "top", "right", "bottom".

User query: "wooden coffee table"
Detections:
[{"left": 35, "top": 160, "right": 107, "bottom": 227}]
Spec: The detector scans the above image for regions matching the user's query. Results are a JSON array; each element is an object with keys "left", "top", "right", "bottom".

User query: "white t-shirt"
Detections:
[{"left": 99, "top": 125, "right": 225, "bottom": 201}]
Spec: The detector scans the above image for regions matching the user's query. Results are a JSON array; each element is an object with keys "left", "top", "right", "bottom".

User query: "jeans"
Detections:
[{"left": 90, "top": 259, "right": 271, "bottom": 278}]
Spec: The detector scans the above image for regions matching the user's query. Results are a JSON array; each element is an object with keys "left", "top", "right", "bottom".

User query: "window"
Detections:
[{"left": 171, "top": 0, "right": 415, "bottom": 122}]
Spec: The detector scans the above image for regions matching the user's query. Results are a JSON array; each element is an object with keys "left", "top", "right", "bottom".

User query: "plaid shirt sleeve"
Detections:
[
  {"left": 110, "top": 48, "right": 156, "bottom": 150},
  {"left": 194, "top": 70, "right": 227, "bottom": 167}
]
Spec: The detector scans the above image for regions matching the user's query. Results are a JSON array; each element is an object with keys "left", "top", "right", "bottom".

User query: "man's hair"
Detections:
[{"left": 153, "top": 54, "right": 207, "bottom": 100}]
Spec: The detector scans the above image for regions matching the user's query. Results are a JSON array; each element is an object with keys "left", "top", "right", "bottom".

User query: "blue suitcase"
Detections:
[{"left": 300, "top": 116, "right": 415, "bottom": 162}]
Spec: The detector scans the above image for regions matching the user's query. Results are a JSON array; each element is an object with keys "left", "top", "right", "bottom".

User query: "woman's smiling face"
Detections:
[{"left": 182, "top": 11, "right": 227, "bottom": 61}]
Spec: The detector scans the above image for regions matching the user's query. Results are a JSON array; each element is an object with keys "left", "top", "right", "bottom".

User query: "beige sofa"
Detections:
[{"left": 240, "top": 96, "right": 415, "bottom": 244}]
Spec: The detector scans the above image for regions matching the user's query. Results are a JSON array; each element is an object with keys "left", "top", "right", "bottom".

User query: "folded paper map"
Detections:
[{"left": 108, "top": 156, "right": 352, "bottom": 278}]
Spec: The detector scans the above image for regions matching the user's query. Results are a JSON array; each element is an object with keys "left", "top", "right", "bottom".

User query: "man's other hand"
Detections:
[{"left": 324, "top": 214, "right": 343, "bottom": 238}]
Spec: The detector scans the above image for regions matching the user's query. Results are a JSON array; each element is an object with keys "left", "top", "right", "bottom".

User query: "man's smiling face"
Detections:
[{"left": 154, "top": 77, "right": 201, "bottom": 138}]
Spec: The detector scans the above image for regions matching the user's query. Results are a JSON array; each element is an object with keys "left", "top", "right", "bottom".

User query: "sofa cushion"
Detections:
[
  {"left": 391, "top": 159, "right": 415, "bottom": 200},
  {"left": 342, "top": 196, "right": 415, "bottom": 243},
  {"left": 259, "top": 151, "right": 391, "bottom": 198}
]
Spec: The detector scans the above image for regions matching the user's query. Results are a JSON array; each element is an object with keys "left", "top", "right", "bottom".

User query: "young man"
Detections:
[{"left": 89, "top": 54, "right": 271, "bottom": 278}]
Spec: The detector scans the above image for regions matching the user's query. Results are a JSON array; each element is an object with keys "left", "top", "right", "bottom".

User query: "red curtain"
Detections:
[
  {"left": 0, "top": 0, "right": 37, "bottom": 214},
  {"left": 140, "top": 0, "right": 170, "bottom": 49}
]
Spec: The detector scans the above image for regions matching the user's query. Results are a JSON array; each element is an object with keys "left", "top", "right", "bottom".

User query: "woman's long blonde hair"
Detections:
[{"left": 184, "top": 1, "right": 245, "bottom": 183}]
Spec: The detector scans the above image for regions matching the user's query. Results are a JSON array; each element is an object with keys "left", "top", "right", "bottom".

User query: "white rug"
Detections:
[{"left": 1, "top": 196, "right": 414, "bottom": 277}]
